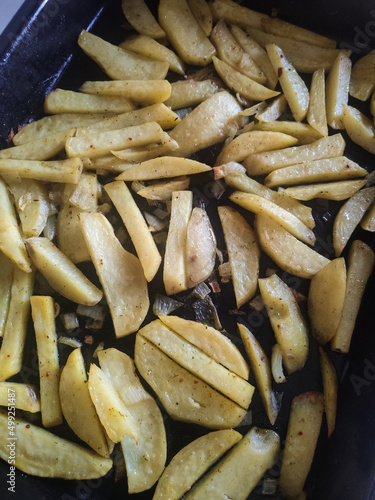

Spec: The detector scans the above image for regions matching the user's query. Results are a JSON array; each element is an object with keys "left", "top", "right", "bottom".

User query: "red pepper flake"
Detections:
[
  {"left": 298, "top": 431, "right": 303, "bottom": 435},
  {"left": 68, "top": 210, "right": 73, "bottom": 215},
  {"left": 277, "top": 324, "right": 280, "bottom": 329},
  {"left": 25, "top": 424, "right": 30, "bottom": 429},
  {"left": 278, "top": 67, "right": 283, "bottom": 77},
  {"left": 229, "top": 309, "right": 246, "bottom": 316},
  {"left": 89, "top": 144, "right": 95, "bottom": 149},
  {"left": 179, "top": 378, "right": 184, "bottom": 383},
  {"left": 84, "top": 335, "right": 94, "bottom": 345},
  {"left": 100, "top": 258, "right": 104, "bottom": 265},
  {"left": 128, "top": 137, "right": 132, "bottom": 141},
  {"left": 7, "top": 355, "right": 10, "bottom": 358},
  {"left": 46, "top": 372, "right": 50, "bottom": 377}
]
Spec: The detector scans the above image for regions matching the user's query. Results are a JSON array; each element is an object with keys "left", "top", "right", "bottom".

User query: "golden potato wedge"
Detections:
[
  {"left": 212, "top": 56, "right": 280, "bottom": 102},
  {"left": 265, "top": 156, "right": 367, "bottom": 188},
  {"left": 136, "top": 176, "right": 190, "bottom": 201},
  {"left": 255, "top": 214, "right": 329, "bottom": 279},
  {"left": 30, "top": 296, "right": 63, "bottom": 428},
  {"left": 120, "top": 35, "right": 185, "bottom": 75},
  {"left": 0, "top": 382, "right": 40, "bottom": 413},
  {"left": 159, "top": 315, "right": 249, "bottom": 379},
  {"left": 186, "top": 207, "right": 217, "bottom": 288},
  {"left": 26, "top": 237, "right": 103, "bottom": 306},
  {"left": 238, "top": 323, "right": 278, "bottom": 425},
  {"left": 44, "top": 89, "right": 134, "bottom": 115},
  {"left": 188, "top": 0, "right": 213, "bottom": 36},
  {"left": 210, "top": 20, "right": 266, "bottom": 83},
  {"left": 134, "top": 334, "right": 247, "bottom": 429},
  {"left": 215, "top": 131, "right": 297, "bottom": 165},
  {"left": 361, "top": 201, "right": 375, "bottom": 231},
  {"left": 104, "top": 181, "right": 161, "bottom": 282},
  {"left": 343, "top": 105, "right": 375, "bottom": 154},
  {"left": 230, "top": 191, "right": 316, "bottom": 246},
  {"left": 0, "top": 253, "right": 13, "bottom": 338},
  {"left": 0, "top": 157, "right": 82, "bottom": 184},
  {"left": 139, "top": 320, "right": 254, "bottom": 409},
  {"left": 319, "top": 347, "right": 338, "bottom": 438},
  {"left": 121, "top": 0, "right": 165, "bottom": 39},
  {"left": 283, "top": 179, "right": 367, "bottom": 202},
  {"left": 59, "top": 348, "right": 109, "bottom": 457},
  {"left": 163, "top": 190, "right": 192, "bottom": 295},
  {"left": 279, "top": 392, "right": 324, "bottom": 500},
  {"left": 259, "top": 273, "right": 309, "bottom": 374},
  {"left": 111, "top": 143, "right": 175, "bottom": 163},
  {"left": 185, "top": 427, "right": 280, "bottom": 500},
  {"left": 218, "top": 206, "right": 260, "bottom": 307},
  {"left": 308, "top": 258, "right": 346, "bottom": 345},
  {"left": 349, "top": 49, "right": 375, "bottom": 101},
  {"left": 308, "top": 68, "right": 328, "bottom": 136},
  {"left": 78, "top": 30, "right": 169, "bottom": 80},
  {"left": 88, "top": 363, "right": 137, "bottom": 444},
  {"left": 68, "top": 172, "right": 99, "bottom": 212},
  {"left": 154, "top": 429, "right": 242, "bottom": 500},
  {"left": 0, "top": 408, "right": 112, "bottom": 479},
  {"left": 79, "top": 79, "right": 171, "bottom": 106},
  {"left": 331, "top": 240, "right": 375, "bottom": 353},
  {"left": 0, "top": 267, "right": 34, "bottom": 382},
  {"left": 165, "top": 78, "right": 220, "bottom": 110},
  {"left": 80, "top": 212, "right": 149, "bottom": 337},
  {"left": 169, "top": 91, "right": 243, "bottom": 158},
  {"left": 266, "top": 44, "right": 309, "bottom": 122},
  {"left": 230, "top": 25, "right": 278, "bottom": 89},
  {"left": 333, "top": 186, "right": 375, "bottom": 256},
  {"left": 209, "top": 0, "right": 268, "bottom": 30},
  {"left": 256, "top": 95, "right": 287, "bottom": 122},
  {"left": 262, "top": 17, "right": 336, "bottom": 49},
  {"left": 158, "top": 0, "right": 216, "bottom": 66},
  {"left": 246, "top": 26, "right": 351, "bottom": 73},
  {"left": 243, "top": 133, "right": 345, "bottom": 175},
  {"left": 116, "top": 157, "right": 211, "bottom": 181},
  {"left": 98, "top": 348, "right": 167, "bottom": 493},
  {"left": 225, "top": 172, "right": 314, "bottom": 228},
  {"left": 253, "top": 120, "right": 323, "bottom": 144},
  {"left": 325, "top": 52, "right": 352, "bottom": 129}
]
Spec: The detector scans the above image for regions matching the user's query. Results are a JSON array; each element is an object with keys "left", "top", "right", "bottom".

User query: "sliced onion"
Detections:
[
  {"left": 58, "top": 336, "right": 82, "bottom": 348},
  {"left": 93, "top": 342, "right": 105, "bottom": 359},
  {"left": 261, "top": 478, "right": 278, "bottom": 496},
  {"left": 77, "top": 304, "right": 106, "bottom": 321},
  {"left": 271, "top": 344, "right": 287, "bottom": 384},
  {"left": 237, "top": 410, "right": 252, "bottom": 427},
  {"left": 193, "top": 296, "right": 222, "bottom": 330},
  {"left": 249, "top": 294, "right": 265, "bottom": 312},
  {"left": 61, "top": 312, "right": 79, "bottom": 333},
  {"left": 130, "top": 180, "right": 146, "bottom": 193},
  {"left": 153, "top": 231, "right": 167, "bottom": 246},
  {"left": 219, "top": 262, "right": 231, "bottom": 283},
  {"left": 208, "top": 179, "right": 226, "bottom": 200},
  {"left": 144, "top": 211, "right": 168, "bottom": 232},
  {"left": 190, "top": 281, "right": 211, "bottom": 300},
  {"left": 43, "top": 215, "right": 56, "bottom": 241},
  {"left": 153, "top": 294, "right": 182, "bottom": 317}
]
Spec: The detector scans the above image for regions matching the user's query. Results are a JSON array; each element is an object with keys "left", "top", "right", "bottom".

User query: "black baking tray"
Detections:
[{"left": 0, "top": 1, "right": 375, "bottom": 499}]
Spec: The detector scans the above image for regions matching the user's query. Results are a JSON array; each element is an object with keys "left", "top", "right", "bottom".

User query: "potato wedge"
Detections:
[
  {"left": 88, "top": 363, "right": 137, "bottom": 443},
  {"left": 0, "top": 408, "right": 112, "bottom": 479},
  {"left": 26, "top": 237, "right": 103, "bottom": 305},
  {"left": 230, "top": 191, "right": 316, "bottom": 246},
  {"left": 218, "top": 206, "right": 260, "bottom": 307},
  {"left": 333, "top": 186, "right": 375, "bottom": 256},
  {"left": 349, "top": 49, "right": 375, "bottom": 101},
  {"left": 319, "top": 347, "right": 338, "bottom": 438},
  {"left": 230, "top": 25, "right": 278, "bottom": 89},
  {"left": 307, "top": 68, "right": 328, "bottom": 136},
  {"left": 225, "top": 172, "right": 314, "bottom": 228},
  {"left": 80, "top": 212, "right": 149, "bottom": 337},
  {"left": 0, "top": 382, "right": 40, "bottom": 413},
  {"left": 262, "top": 17, "right": 336, "bottom": 49},
  {"left": 246, "top": 26, "right": 351, "bottom": 73},
  {"left": 134, "top": 334, "right": 247, "bottom": 428},
  {"left": 116, "top": 156, "right": 211, "bottom": 181},
  {"left": 188, "top": 0, "right": 213, "bottom": 36},
  {"left": 104, "top": 181, "right": 161, "bottom": 282},
  {"left": 169, "top": 91, "right": 243, "bottom": 158},
  {"left": 256, "top": 95, "right": 287, "bottom": 122},
  {"left": 266, "top": 44, "right": 309, "bottom": 122},
  {"left": 185, "top": 427, "right": 280, "bottom": 500},
  {"left": 165, "top": 78, "right": 220, "bottom": 110},
  {"left": 158, "top": 0, "right": 216, "bottom": 66},
  {"left": 283, "top": 179, "right": 367, "bottom": 202},
  {"left": 136, "top": 176, "right": 190, "bottom": 201},
  {"left": 79, "top": 79, "right": 171, "bottom": 106},
  {"left": 331, "top": 240, "right": 375, "bottom": 353},
  {"left": 159, "top": 315, "right": 249, "bottom": 379},
  {"left": 255, "top": 214, "right": 329, "bottom": 279},
  {"left": 215, "top": 131, "right": 297, "bottom": 165},
  {"left": 209, "top": 0, "right": 268, "bottom": 30},
  {"left": 78, "top": 30, "right": 169, "bottom": 80},
  {"left": 259, "top": 273, "right": 309, "bottom": 374},
  {"left": 212, "top": 56, "right": 280, "bottom": 102},
  {"left": 186, "top": 207, "right": 217, "bottom": 288},
  {"left": 98, "top": 348, "right": 167, "bottom": 493},
  {"left": 265, "top": 156, "right": 367, "bottom": 188},
  {"left": 238, "top": 323, "right": 278, "bottom": 425},
  {"left": 121, "top": 0, "right": 165, "bottom": 39},
  {"left": 279, "top": 392, "right": 324, "bottom": 500},
  {"left": 343, "top": 105, "right": 375, "bottom": 154},
  {"left": 210, "top": 20, "right": 266, "bottom": 83},
  {"left": 253, "top": 120, "right": 323, "bottom": 144},
  {"left": 59, "top": 348, "right": 109, "bottom": 456},
  {"left": 139, "top": 320, "right": 254, "bottom": 409},
  {"left": 243, "top": 133, "right": 345, "bottom": 175},
  {"left": 308, "top": 258, "right": 346, "bottom": 345},
  {"left": 154, "top": 429, "right": 242, "bottom": 500},
  {"left": 44, "top": 89, "right": 134, "bottom": 114},
  {"left": 325, "top": 52, "right": 352, "bottom": 129},
  {"left": 361, "top": 201, "right": 375, "bottom": 231},
  {"left": 0, "top": 253, "right": 13, "bottom": 338},
  {"left": 0, "top": 267, "right": 34, "bottom": 382}
]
